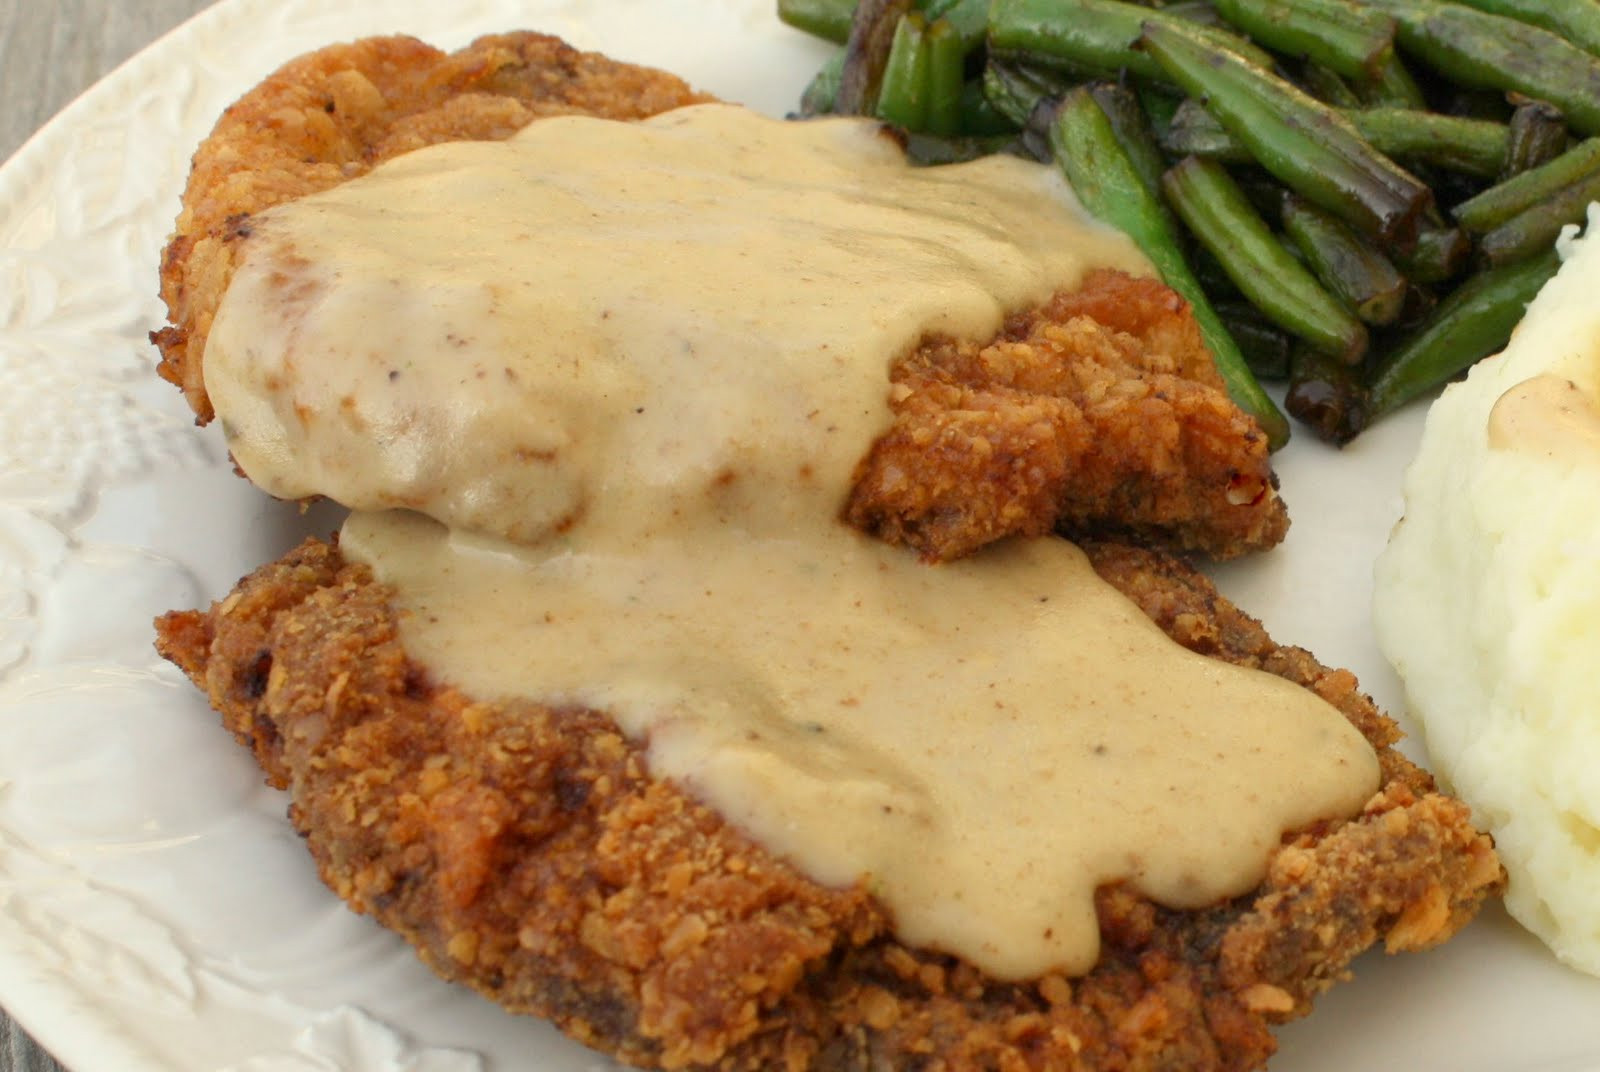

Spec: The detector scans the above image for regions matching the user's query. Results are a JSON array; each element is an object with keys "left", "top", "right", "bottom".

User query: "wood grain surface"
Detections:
[{"left": 0, "top": 5, "right": 217, "bottom": 1068}]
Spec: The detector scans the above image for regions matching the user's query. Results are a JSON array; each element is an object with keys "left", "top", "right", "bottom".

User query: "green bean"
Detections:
[
  {"left": 1049, "top": 91, "right": 1290, "bottom": 445},
  {"left": 1393, "top": 281, "right": 1439, "bottom": 331},
  {"left": 1087, "top": 83, "right": 1191, "bottom": 261},
  {"left": 1281, "top": 195, "right": 1408, "bottom": 326},
  {"left": 1359, "top": 0, "right": 1600, "bottom": 135},
  {"left": 921, "top": 0, "right": 990, "bottom": 52},
  {"left": 959, "top": 79, "right": 1020, "bottom": 135},
  {"left": 1159, "top": 96, "right": 1509, "bottom": 180},
  {"left": 1453, "top": 137, "right": 1600, "bottom": 232},
  {"left": 990, "top": 0, "right": 1159, "bottom": 82},
  {"left": 1300, "top": 62, "right": 1363, "bottom": 108},
  {"left": 1136, "top": 84, "right": 1182, "bottom": 138},
  {"left": 779, "top": 0, "right": 856, "bottom": 43},
  {"left": 1158, "top": 98, "right": 1253, "bottom": 162},
  {"left": 799, "top": 50, "right": 846, "bottom": 116},
  {"left": 1451, "top": 0, "right": 1600, "bottom": 58},
  {"left": 1161, "top": 100, "right": 1509, "bottom": 179},
  {"left": 982, "top": 60, "right": 1074, "bottom": 128},
  {"left": 1087, "top": 82, "right": 1175, "bottom": 204},
  {"left": 1364, "top": 249, "right": 1561, "bottom": 423},
  {"left": 1163, "top": 156, "right": 1369, "bottom": 363},
  {"left": 1139, "top": 18, "right": 1431, "bottom": 245},
  {"left": 1161, "top": 1, "right": 1227, "bottom": 28},
  {"left": 1191, "top": 246, "right": 1245, "bottom": 300},
  {"left": 1286, "top": 346, "right": 1369, "bottom": 444},
  {"left": 876, "top": 14, "right": 932, "bottom": 129},
  {"left": 1348, "top": 108, "right": 1507, "bottom": 179},
  {"left": 1216, "top": 301, "right": 1294, "bottom": 379},
  {"left": 1503, "top": 100, "right": 1570, "bottom": 179},
  {"left": 837, "top": 0, "right": 913, "bottom": 115},
  {"left": 1477, "top": 168, "right": 1600, "bottom": 266},
  {"left": 1439, "top": 85, "right": 1514, "bottom": 122},
  {"left": 1213, "top": 0, "right": 1395, "bottom": 79},
  {"left": 1358, "top": 50, "right": 1429, "bottom": 108},
  {"left": 1391, "top": 223, "right": 1470, "bottom": 282},
  {"left": 1233, "top": 169, "right": 1293, "bottom": 219},
  {"left": 923, "top": 17, "right": 966, "bottom": 134},
  {"left": 900, "top": 131, "right": 1021, "bottom": 163},
  {"left": 988, "top": 0, "right": 1276, "bottom": 86}
]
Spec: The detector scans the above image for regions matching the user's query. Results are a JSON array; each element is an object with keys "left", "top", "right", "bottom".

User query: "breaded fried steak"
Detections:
[
  {"left": 152, "top": 31, "right": 1286, "bottom": 562},
  {"left": 151, "top": 30, "right": 1500, "bottom": 1072},
  {"left": 156, "top": 537, "right": 1499, "bottom": 1071}
]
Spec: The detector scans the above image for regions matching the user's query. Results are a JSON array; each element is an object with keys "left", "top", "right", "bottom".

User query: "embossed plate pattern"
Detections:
[{"left": 1, "top": 0, "right": 1598, "bottom": 1069}]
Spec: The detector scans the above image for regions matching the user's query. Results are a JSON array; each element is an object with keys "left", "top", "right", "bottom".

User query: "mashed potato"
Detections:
[{"left": 1375, "top": 206, "right": 1600, "bottom": 976}]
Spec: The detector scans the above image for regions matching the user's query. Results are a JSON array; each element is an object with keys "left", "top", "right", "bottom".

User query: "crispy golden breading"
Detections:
[
  {"left": 846, "top": 271, "right": 1288, "bottom": 561},
  {"left": 155, "top": 538, "right": 1501, "bottom": 1072},
  {"left": 151, "top": 32, "right": 711, "bottom": 423}
]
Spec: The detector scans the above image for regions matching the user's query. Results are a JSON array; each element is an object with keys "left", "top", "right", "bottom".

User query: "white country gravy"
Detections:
[{"left": 204, "top": 103, "right": 1379, "bottom": 979}]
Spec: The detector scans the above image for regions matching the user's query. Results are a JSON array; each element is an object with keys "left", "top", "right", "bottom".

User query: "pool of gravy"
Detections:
[{"left": 205, "top": 103, "right": 1380, "bottom": 979}]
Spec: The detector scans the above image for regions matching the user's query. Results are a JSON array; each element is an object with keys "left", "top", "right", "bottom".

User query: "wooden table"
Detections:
[{"left": 0, "top": 5, "right": 217, "bottom": 1066}]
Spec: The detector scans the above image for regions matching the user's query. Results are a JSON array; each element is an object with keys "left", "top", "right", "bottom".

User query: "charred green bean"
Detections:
[
  {"left": 1162, "top": 156, "right": 1368, "bottom": 362},
  {"left": 1364, "top": 249, "right": 1562, "bottom": 422},
  {"left": 1050, "top": 91, "right": 1290, "bottom": 445},
  {"left": 779, "top": 0, "right": 856, "bottom": 43},
  {"left": 1453, "top": 137, "right": 1600, "bottom": 232},
  {"left": 1503, "top": 100, "right": 1570, "bottom": 178},
  {"left": 1161, "top": 101, "right": 1509, "bottom": 178},
  {"left": 959, "top": 79, "right": 1019, "bottom": 134},
  {"left": 900, "top": 131, "right": 1021, "bottom": 163},
  {"left": 1392, "top": 223, "right": 1470, "bottom": 283},
  {"left": 1286, "top": 346, "right": 1369, "bottom": 444},
  {"left": 800, "top": 50, "right": 846, "bottom": 116},
  {"left": 1139, "top": 18, "right": 1432, "bottom": 244},
  {"left": 1301, "top": 62, "right": 1363, "bottom": 108},
  {"left": 1358, "top": 50, "right": 1429, "bottom": 108},
  {"left": 1158, "top": 98, "right": 1510, "bottom": 179},
  {"left": 1216, "top": 301, "right": 1294, "bottom": 379},
  {"left": 1089, "top": 82, "right": 1180, "bottom": 203},
  {"left": 1452, "top": 0, "right": 1600, "bottom": 58},
  {"left": 924, "top": 17, "right": 966, "bottom": 134},
  {"left": 988, "top": 0, "right": 1275, "bottom": 85},
  {"left": 982, "top": 59, "right": 1074, "bottom": 128},
  {"left": 876, "top": 13, "right": 932, "bottom": 128},
  {"left": 1213, "top": 0, "right": 1395, "bottom": 79},
  {"left": 1477, "top": 168, "right": 1600, "bottom": 266},
  {"left": 1360, "top": 0, "right": 1600, "bottom": 135},
  {"left": 1349, "top": 108, "right": 1508, "bottom": 179},
  {"left": 1158, "top": 98, "right": 1252, "bottom": 162},
  {"left": 836, "top": 0, "right": 913, "bottom": 115},
  {"left": 1281, "top": 195, "right": 1408, "bottom": 326}
]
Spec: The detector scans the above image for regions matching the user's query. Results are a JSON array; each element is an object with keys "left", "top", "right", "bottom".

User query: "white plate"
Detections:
[{"left": 1, "top": 0, "right": 1598, "bottom": 1069}]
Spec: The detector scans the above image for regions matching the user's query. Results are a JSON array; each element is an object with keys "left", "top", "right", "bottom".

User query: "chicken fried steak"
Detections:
[
  {"left": 152, "top": 32, "right": 1286, "bottom": 562},
  {"left": 156, "top": 537, "right": 1499, "bottom": 1072}
]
